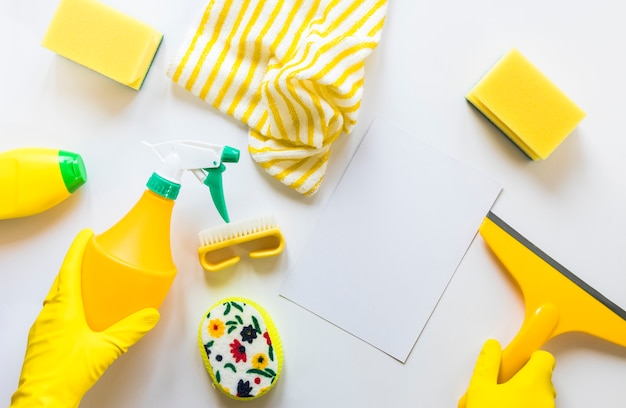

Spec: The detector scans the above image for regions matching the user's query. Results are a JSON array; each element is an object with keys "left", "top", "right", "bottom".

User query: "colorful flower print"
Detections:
[
  {"left": 230, "top": 339, "right": 247, "bottom": 363},
  {"left": 251, "top": 353, "right": 269, "bottom": 370},
  {"left": 208, "top": 319, "right": 225, "bottom": 338},
  {"left": 240, "top": 324, "right": 258, "bottom": 344},
  {"left": 237, "top": 379, "right": 253, "bottom": 398}
]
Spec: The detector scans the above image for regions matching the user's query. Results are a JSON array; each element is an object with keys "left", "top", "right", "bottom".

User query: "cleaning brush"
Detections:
[{"left": 198, "top": 214, "right": 285, "bottom": 272}]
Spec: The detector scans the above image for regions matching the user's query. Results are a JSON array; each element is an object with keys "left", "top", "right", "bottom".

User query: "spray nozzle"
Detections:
[{"left": 144, "top": 140, "right": 240, "bottom": 223}]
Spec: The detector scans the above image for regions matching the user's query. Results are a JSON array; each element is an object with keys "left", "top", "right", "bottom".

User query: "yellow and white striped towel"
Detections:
[{"left": 167, "top": 0, "right": 388, "bottom": 195}]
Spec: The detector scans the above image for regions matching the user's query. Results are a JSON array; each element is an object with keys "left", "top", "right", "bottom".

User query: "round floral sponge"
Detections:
[{"left": 198, "top": 297, "right": 283, "bottom": 400}]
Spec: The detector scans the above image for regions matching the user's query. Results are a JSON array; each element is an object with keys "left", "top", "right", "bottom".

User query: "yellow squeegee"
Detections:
[{"left": 459, "top": 212, "right": 626, "bottom": 406}]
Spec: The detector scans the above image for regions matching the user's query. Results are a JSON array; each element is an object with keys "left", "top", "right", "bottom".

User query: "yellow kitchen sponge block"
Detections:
[
  {"left": 467, "top": 49, "right": 585, "bottom": 160},
  {"left": 42, "top": 0, "right": 163, "bottom": 90}
]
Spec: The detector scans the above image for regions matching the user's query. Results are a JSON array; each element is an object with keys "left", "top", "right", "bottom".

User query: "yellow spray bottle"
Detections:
[
  {"left": 0, "top": 147, "right": 87, "bottom": 220},
  {"left": 80, "top": 140, "right": 240, "bottom": 331}
]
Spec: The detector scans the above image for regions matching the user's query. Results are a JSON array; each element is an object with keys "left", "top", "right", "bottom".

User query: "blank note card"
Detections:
[{"left": 280, "top": 118, "right": 501, "bottom": 362}]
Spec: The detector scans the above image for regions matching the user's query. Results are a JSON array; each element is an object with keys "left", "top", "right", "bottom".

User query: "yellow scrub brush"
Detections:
[{"left": 198, "top": 214, "right": 285, "bottom": 272}]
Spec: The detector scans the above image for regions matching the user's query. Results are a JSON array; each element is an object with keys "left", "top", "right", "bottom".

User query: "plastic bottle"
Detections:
[
  {"left": 0, "top": 147, "right": 87, "bottom": 220},
  {"left": 80, "top": 140, "right": 239, "bottom": 331}
]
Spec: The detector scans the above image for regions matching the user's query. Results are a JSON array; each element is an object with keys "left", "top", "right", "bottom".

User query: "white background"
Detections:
[{"left": 2, "top": 0, "right": 626, "bottom": 407}]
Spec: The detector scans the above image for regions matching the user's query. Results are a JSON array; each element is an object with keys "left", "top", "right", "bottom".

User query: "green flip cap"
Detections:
[{"left": 58, "top": 150, "right": 88, "bottom": 193}]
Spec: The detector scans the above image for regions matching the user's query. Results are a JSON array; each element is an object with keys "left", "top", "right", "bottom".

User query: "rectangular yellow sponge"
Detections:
[
  {"left": 42, "top": 0, "right": 163, "bottom": 90},
  {"left": 466, "top": 49, "right": 585, "bottom": 160}
]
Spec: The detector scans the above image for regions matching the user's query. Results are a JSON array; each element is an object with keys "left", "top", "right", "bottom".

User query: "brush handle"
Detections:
[{"left": 199, "top": 248, "right": 241, "bottom": 272}]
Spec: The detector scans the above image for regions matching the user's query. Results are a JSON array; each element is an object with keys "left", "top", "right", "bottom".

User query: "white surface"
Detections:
[
  {"left": 280, "top": 118, "right": 501, "bottom": 362},
  {"left": 2, "top": 0, "right": 626, "bottom": 407}
]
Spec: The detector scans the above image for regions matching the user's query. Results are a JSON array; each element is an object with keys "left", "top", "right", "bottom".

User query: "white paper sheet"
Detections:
[{"left": 280, "top": 118, "right": 502, "bottom": 362}]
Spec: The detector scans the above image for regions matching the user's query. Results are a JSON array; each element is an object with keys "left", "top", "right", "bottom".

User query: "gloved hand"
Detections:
[
  {"left": 10, "top": 229, "right": 160, "bottom": 408},
  {"left": 462, "top": 339, "right": 556, "bottom": 408}
]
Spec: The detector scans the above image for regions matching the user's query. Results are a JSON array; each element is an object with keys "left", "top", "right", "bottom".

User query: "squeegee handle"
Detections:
[
  {"left": 458, "top": 303, "right": 559, "bottom": 408},
  {"left": 499, "top": 303, "right": 559, "bottom": 383}
]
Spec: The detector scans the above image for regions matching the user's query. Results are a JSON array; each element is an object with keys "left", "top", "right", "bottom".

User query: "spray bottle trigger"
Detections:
[
  {"left": 205, "top": 164, "right": 229, "bottom": 223},
  {"left": 144, "top": 140, "right": 240, "bottom": 223},
  {"left": 206, "top": 146, "right": 239, "bottom": 223}
]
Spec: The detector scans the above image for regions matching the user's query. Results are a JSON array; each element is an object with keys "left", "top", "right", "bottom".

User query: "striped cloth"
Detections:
[{"left": 167, "top": 0, "right": 388, "bottom": 195}]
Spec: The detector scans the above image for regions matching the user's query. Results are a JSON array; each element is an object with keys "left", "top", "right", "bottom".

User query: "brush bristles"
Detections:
[{"left": 199, "top": 214, "right": 279, "bottom": 245}]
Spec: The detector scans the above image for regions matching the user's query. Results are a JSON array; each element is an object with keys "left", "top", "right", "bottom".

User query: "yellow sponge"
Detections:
[
  {"left": 467, "top": 49, "right": 585, "bottom": 160},
  {"left": 199, "top": 297, "right": 283, "bottom": 400},
  {"left": 42, "top": 0, "right": 163, "bottom": 90}
]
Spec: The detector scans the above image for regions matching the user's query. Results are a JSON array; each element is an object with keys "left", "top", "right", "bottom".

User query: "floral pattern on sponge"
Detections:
[{"left": 199, "top": 298, "right": 282, "bottom": 400}]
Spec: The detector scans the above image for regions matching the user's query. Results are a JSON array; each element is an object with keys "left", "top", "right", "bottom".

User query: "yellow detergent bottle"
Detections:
[
  {"left": 80, "top": 140, "right": 239, "bottom": 331},
  {"left": 0, "top": 147, "right": 87, "bottom": 220}
]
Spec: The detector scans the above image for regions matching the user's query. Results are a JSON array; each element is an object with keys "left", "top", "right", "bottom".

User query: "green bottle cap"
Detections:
[
  {"left": 58, "top": 150, "right": 87, "bottom": 193},
  {"left": 221, "top": 146, "right": 240, "bottom": 163},
  {"left": 147, "top": 172, "right": 180, "bottom": 200}
]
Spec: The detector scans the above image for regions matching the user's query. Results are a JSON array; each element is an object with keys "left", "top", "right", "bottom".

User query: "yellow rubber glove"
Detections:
[
  {"left": 463, "top": 339, "right": 556, "bottom": 408},
  {"left": 10, "top": 229, "right": 160, "bottom": 408}
]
